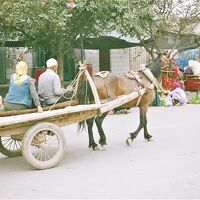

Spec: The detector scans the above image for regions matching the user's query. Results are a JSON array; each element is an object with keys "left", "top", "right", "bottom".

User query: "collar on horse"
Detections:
[{"left": 124, "top": 71, "right": 143, "bottom": 85}]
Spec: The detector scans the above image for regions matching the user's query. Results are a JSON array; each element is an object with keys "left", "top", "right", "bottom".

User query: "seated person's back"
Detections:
[
  {"left": 4, "top": 61, "right": 43, "bottom": 112},
  {"left": 38, "top": 58, "right": 65, "bottom": 105}
]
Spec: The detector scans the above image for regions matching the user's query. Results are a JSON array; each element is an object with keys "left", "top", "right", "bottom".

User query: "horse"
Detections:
[{"left": 76, "top": 53, "right": 179, "bottom": 150}]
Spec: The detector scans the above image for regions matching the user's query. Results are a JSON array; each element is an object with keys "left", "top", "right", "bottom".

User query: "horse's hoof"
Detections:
[
  {"left": 99, "top": 145, "right": 107, "bottom": 151},
  {"left": 126, "top": 137, "right": 132, "bottom": 146},
  {"left": 93, "top": 145, "right": 100, "bottom": 151},
  {"left": 145, "top": 135, "right": 152, "bottom": 142},
  {"left": 89, "top": 144, "right": 99, "bottom": 151},
  {"left": 145, "top": 137, "right": 153, "bottom": 142}
]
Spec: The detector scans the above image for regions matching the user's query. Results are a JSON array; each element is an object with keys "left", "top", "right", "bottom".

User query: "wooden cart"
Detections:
[
  {"left": 0, "top": 104, "right": 100, "bottom": 169},
  {"left": 0, "top": 67, "right": 147, "bottom": 170}
]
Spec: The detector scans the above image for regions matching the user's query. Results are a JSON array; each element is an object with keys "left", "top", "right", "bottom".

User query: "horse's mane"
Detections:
[{"left": 146, "top": 55, "right": 162, "bottom": 79}]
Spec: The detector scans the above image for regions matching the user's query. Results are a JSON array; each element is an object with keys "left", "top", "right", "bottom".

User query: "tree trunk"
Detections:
[{"left": 57, "top": 52, "right": 64, "bottom": 84}]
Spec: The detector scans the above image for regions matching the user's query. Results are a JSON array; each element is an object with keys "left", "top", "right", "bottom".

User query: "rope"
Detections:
[
  {"left": 48, "top": 70, "right": 85, "bottom": 111},
  {"left": 84, "top": 75, "right": 88, "bottom": 104}
]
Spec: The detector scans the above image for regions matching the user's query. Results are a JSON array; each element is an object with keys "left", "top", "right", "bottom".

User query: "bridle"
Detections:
[{"left": 160, "top": 55, "right": 180, "bottom": 79}]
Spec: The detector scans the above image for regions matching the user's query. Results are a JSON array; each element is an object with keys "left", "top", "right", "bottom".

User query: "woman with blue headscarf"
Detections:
[{"left": 4, "top": 61, "right": 43, "bottom": 112}]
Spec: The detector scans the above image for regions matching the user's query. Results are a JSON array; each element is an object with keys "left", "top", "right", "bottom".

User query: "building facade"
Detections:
[
  {"left": 85, "top": 47, "right": 150, "bottom": 75},
  {"left": 0, "top": 46, "right": 149, "bottom": 84},
  {"left": 0, "top": 47, "right": 33, "bottom": 84}
]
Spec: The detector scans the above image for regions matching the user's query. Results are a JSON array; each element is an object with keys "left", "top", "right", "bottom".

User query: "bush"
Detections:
[{"left": 159, "top": 98, "right": 166, "bottom": 106}]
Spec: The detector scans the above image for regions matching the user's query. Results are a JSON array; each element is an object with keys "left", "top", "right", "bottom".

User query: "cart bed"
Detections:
[{"left": 0, "top": 104, "right": 100, "bottom": 136}]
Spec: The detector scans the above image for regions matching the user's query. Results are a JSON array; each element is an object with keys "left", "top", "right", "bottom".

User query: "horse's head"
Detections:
[
  {"left": 146, "top": 51, "right": 183, "bottom": 83},
  {"left": 160, "top": 51, "right": 183, "bottom": 80}
]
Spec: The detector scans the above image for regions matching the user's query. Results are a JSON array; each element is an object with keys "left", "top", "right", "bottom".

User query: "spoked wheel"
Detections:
[
  {"left": 22, "top": 122, "right": 65, "bottom": 170},
  {"left": 0, "top": 136, "right": 22, "bottom": 157}
]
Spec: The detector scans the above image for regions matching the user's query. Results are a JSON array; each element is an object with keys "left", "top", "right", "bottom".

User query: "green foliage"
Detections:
[
  {"left": 0, "top": 0, "right": 114, "bottom": 54},
  {"left": 188, "top": 95, "right": 200, "bottom": 104},
  {"left": 111, "top": 0, "right": 200, "bottom": 58},
  {"left": 1, "top": 0, "right": 199, "bottom": 56},
  {"left": 0, "top": 0, "right": 199, "bottom": 78},
  {"left": 157, "top": 94, "right": 200, "bottom": 106},
  {"left": 159, "top": 98, "right": 166, "bottom": 106},
  {"left": 0, "top": 0, "right": 119, "bottom": 80}
]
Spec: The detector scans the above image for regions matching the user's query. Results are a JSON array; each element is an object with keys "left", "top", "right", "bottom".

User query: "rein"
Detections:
[{"left": 48, "top": 70, "right": 84, "bottom": 111}]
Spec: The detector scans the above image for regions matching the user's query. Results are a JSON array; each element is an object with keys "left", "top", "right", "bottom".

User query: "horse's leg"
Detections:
[
  {"left": 95, "top": 112, "right": 108, "bottom": 149},
  {"left": 143, "top": 118, "right": 152, "bottom": 141},
  {"left": 126, "top": 105, "right": 151, "bottom": 146},
  {"left": 86, "top": 118, "right": 98, "bottom": 150}
]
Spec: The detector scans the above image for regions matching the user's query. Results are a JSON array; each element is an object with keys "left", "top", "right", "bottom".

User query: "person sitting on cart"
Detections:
[
  {"left": 38, "top": 58, "right": 72, "bottom": 106},
  {"left": 165, "top": 79, "right": 187, "bottom": 106},
  {"left": 4, "top": 61, "right": 43, "bottom": 112}
]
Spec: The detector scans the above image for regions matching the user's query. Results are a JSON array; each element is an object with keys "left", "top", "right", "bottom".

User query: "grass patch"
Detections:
[{"left": 188, "top": 95, "right": 200, "bottom": 104}]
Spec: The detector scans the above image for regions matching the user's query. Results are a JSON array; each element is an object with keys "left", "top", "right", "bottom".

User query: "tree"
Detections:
[
  {"left": 0, "top": 0, "right": 119, "bottom": 81},
  {"left": 0, "top": 0, "right": 199, "bottom": 77},
  {"left": 112, "top": 0, "right": 200, "bottom": 59}
]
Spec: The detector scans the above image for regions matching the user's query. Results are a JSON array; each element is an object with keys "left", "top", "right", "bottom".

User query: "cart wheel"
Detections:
[
  {"left": 22, "top": 122, "right": 65, "bottom": 170},
  {"left": 0, "top": 136, "right": 22, "bottom": 157}
]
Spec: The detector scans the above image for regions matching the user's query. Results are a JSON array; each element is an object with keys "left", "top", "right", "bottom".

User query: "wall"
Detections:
[
  {"left": 85, "top": 49, "right": 130, "bottom": 74},
  {"left": 24, "top": 49, "right": 33, "bottom": 76},
  {"left": 85, "top": 47, "right": 149, "bottom": 74},
  {"left": 110, "top": 49, "right": 130, "bottom": 73},
  {"left": 129, "top": 46, "right": 151, "bottom": 71},
  {"left": 5, "top": 47, "right": 33, "bottom": 81},
  {"left": 85, "top": 50, "right": 99, "bottom": 74}
]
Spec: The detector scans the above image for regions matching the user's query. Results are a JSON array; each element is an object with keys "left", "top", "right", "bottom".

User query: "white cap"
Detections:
[{"left": 46, "top": 58, "right": 58, "bottom": 68}]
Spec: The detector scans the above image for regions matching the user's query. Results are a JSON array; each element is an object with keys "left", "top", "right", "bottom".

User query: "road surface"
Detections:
[{"left": 0, "top": 104, "right": 200, "bottom": 198}]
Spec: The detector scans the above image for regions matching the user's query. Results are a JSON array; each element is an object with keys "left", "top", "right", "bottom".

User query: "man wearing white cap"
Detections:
[{"left": 38, "top": 58, "right": 65, "bottom": 105}]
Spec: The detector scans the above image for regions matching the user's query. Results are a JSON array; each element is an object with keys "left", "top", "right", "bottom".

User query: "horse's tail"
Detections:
[{"left": 76, "top": 79, "right": 94, "bottom": 132}]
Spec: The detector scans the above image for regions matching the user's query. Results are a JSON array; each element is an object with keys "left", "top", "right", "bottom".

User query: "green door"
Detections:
[
  {"left": 0, "top": 47, "right": 6, "bottom": 84},
  {"left": 99, "top": 49, "right": 110, "bottom": 71},
  {"left": 63, "top": 55, "right": 75, "bottom": 81},
  {"left": 33, "top": 48, "right": 45, "bottom": 68},
  {"left": 32, "top": 48, "right": 45, "bottom": 79}
]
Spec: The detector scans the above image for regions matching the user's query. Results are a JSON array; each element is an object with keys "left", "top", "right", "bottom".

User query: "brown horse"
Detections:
[{"left": 76, "top": 54, "right": 177, "bottom": 150}]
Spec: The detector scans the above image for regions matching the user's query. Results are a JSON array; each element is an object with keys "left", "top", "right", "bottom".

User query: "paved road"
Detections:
[{"left": 0, "top": 104, "right": 200, "bottom": 199}]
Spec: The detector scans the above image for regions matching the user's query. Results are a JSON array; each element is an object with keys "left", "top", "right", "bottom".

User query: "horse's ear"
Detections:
[
  {"left": 166, "top": 49, "right": 174, "bottom": 58},
  {"left": 166, "top": 50, "right": 171, "bottom": 58}
]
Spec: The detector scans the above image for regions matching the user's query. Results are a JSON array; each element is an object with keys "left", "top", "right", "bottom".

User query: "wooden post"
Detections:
[
  {"left": 99, "top": 88, "right": 146, "bottom": 113},
  {"left": 79, "top": 62, "right": 101, "bottom": 105}
]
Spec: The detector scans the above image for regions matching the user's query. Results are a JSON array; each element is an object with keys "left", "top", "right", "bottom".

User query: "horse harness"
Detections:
[
  {"left": 94, "top": 71, "right": 111, "bottom": 101},
  {"left": 124, "top": 70, "right": 150, "bottom": 106}
]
